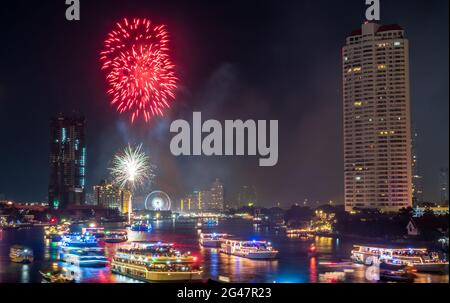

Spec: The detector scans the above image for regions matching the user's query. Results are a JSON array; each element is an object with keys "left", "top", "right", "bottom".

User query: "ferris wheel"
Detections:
[{"left": 144, "top": 191, "right": 172, "bottom": 211}]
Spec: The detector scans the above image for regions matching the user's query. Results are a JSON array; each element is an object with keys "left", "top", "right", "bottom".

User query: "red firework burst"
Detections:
[{"left": 100, "top": 18, "right": 178, "bottom": 123}]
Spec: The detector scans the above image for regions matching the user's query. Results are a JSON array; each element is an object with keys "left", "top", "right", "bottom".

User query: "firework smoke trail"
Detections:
[
  {"left": 109, "top": 144, "right": 154, "bottom": 190},
  {"left": 100, "top": 18, "right": 178, "bottom": 123}
]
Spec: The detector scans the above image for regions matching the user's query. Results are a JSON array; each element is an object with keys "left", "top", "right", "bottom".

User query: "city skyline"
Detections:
[
  {"left": 0, "top": 0, "right": 448, "bottom": 207},
  {"left": 0, "top": 0, "right": 448, "bottom": 288}
]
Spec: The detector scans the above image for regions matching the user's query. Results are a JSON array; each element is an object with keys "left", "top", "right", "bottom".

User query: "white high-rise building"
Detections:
[{"left": 343, "top": 22, "right": 413, "bottom": 212}]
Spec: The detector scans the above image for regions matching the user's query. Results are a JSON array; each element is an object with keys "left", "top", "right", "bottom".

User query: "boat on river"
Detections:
[
  {"left": 40, "top": 264, "right": 76, "bottom": 283},
  {"left": 199, "top": 233, "right": 228, "bottom": 248},
  {"left": 61, "top": 233, "right": 99, "bottom": 248},
  {"left": 103, "top": 230, "right": 128, "bottom": 243},
  {"left": 60, "top": 247, "right": 108, "bottom": 267},
  {"left": 111, "top": 242, "right": 203, "bottom": 282},
  {"left": 9, "top": 245, "right": 34, "bottom": 263},
  {"left": 220, "top": 239, "right": 278, "bottom": 259},
  {"left": 351, "top": 245, "right": 449, "bottom": 273}
]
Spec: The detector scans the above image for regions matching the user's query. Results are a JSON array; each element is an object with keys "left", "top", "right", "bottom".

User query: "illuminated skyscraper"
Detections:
[
  {"left": 343, "top": 22, "right": 413, "bottom": 212},
  {"left": 210, "top": 179, "right": 224, "bottom": 210},
  {"left": 48, "top": 113, "right": 86, "bottom": 209}
]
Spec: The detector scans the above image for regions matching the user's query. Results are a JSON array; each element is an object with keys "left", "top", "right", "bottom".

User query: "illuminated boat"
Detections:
[
  {"left": 103, "top": 230, "right": 128, "bottom": 243},
  {"left": 199, "top": 233, "right": 228, "bottom": 248},
  {"left": 351, "top": 245, "right": 449, "bottom": 273},
  {"left": 40, "top": 264, "right": 76, "bottom": 283},
  {"left": 9, "top": 245, "right": 34, "bottom": 263},
  {"left": 82, "top": 226, "right": 105, "bottom": 238},
  {"left": 379, "top": 263, "right": 415, "bottom": 283},
  {"left": 196, "top": 218, "right": 219, "bottom": 228},
  {"left": 61, "top": 233, "right": 99, "bottom": 248},
  {"left": 61, "top": 247, "right": 108, "bottom": 267},
  {"left": 111, "top": 242, "right": 203, "bottom": 282},
  {"left": 130, "top": 222, "right": 152, "bottom": 232},
  {"left": 220, "top": 239, "right": 278, "bottom": 259},
  {"left": 286, "top": 228, "right": 314, "bottom": 238},
  {"left": 44, "top": 224, "right": 70, "bottom": 242}
]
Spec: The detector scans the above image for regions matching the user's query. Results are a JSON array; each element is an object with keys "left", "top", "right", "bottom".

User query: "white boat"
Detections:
[
  {"left": 61, "top": 247, "right": 108, "bottom": 267},
  {"left": 103, "top": 230, "right": 128, "bottom": 243},
  {"left": 111, "top": 242, "right": 202, "bottom": 282},
  {"left": 220, "top": 239, "right": 278, "bottom": 260},
  {"left": 61, "top": 233, "right": 99, "bottom": 248},
  {"left": 351, "top": 245, "right": 449, "bottom": 273},
  {"left": 199, "top": 233, "right": 228, "bottom": 248},
  {"left": 82, "top": 226, "right": 105, "bottom": 238}
]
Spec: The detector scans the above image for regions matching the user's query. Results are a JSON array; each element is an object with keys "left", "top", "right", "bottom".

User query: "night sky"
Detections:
[{"left": 0, "top": 0, "right": 448, "bottom": 206}]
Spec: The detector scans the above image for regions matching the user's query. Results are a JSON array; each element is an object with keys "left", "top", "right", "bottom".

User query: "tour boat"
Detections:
[
  {"left": 220, "top": 239, "right": 278, "bottom": 260},
  {"left": 60, "top": 247, "right": 108, "bottom": 267},
  {"left": 103, "top": 230, "right": 128, "bottom": 243},
  {"left": 111, "top": 242, "right": 203, "bottom": 282},
  {"left": 351, "top": 245, "right": 449, "bottom": 273},
  {"left": 60, "top": 233, "right": 99, "bottom": 248},
  {"left": 199, "top": 233, "right": 228, "bottom": 248},
  {"left": 9, "top": 245, "right": 34, "bottom": 263}
]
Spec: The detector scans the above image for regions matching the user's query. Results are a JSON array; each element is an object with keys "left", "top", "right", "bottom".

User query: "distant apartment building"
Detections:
[
  {"left": 180, "top": 179, "right": 224, "bottom": 212},
  {"left": 343, "top": 22, "right": 413, "bottom": 212},
  {"left": 93, "top": 180, "right": 131, "bottom": 214},
  {"left": 48, "top": 113, "right": 86, "bottom": 209},
  {"left": 180, "top": 191, "right": 202, "bottom": 212},
  {"left": 237, "top": 185, "right": 257, "bottom": 208}
]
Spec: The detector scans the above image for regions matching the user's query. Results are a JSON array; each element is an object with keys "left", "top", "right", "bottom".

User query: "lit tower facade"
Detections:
[
  {"left": 93, "top": 180, "right": 131, "bottom": 214},
  {"left": 210, "top": 179, "right": 224, "bottom": 210},
  {"left": 343, "top": 23, "right": 413, "bottom": 212},
  {"left": 48, "top": 113, "right": 86, "bottom": 209}
]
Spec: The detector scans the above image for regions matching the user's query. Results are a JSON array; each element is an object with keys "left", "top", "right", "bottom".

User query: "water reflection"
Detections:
[
  {"left": 309, "top": 257, "right": 318, "bottom": 283},
  {"left": 218, "top": 253, "right": 279, "bottom": 283},
  {"left": 0, "top": 220, "right": 448, "bottom": 283},
  {"left": 21, "top": 264, "right": 30, "bottom": 283}
]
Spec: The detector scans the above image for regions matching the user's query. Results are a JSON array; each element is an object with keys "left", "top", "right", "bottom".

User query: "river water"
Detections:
[{"left": 0, "top": 219, "right": 448, "bottom": 283}]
